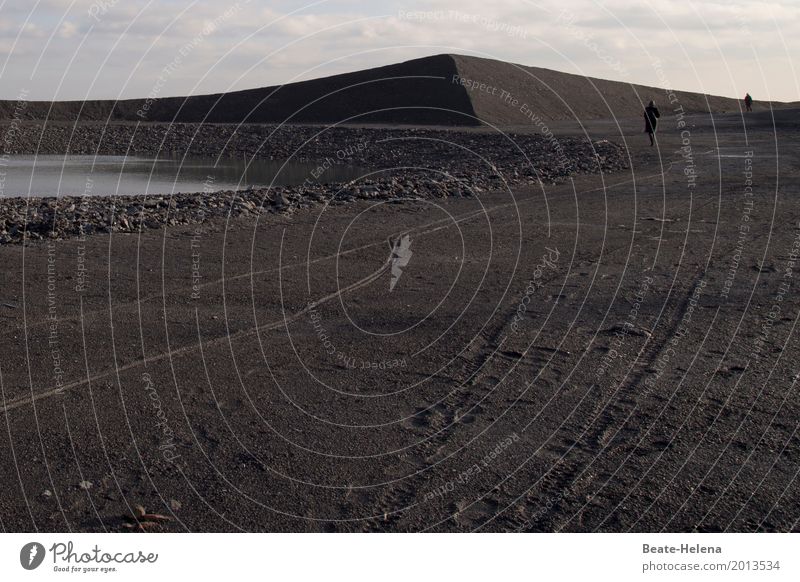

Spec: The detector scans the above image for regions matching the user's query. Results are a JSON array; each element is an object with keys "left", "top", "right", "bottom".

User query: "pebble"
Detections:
[{"left": 0, "top": 123, "right": 628, "bottom": 244}]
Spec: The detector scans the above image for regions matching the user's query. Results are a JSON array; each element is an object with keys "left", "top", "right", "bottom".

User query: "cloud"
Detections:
[
  {"left": 58, "top": 20, "right": 78, "bottom": 39},
  {"left": 0, "top": 0, "right": 797, "bottom": 101}
]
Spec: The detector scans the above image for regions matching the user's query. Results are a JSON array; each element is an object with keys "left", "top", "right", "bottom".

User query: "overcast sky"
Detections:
[{"left": 0, "top": 0, "right": 797, "bottom": 102}]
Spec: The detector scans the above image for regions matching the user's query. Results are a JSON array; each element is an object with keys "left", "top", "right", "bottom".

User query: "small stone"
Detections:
[
  {"left": 78, "top": 480, "right": 93, "bottom": 490},
  {"left": 170, "top": 499, "right": 182, "bottom": 511},
  {"left": 42, "top": 489, "right": 52, "bottom": 498}
]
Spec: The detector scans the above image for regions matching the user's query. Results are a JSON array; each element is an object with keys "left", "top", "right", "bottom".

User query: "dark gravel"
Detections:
[{"left": 0, "top": 122, "right": 628, "bottom": 243}]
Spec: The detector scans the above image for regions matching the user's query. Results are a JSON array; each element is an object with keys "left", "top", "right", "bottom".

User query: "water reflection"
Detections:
[{"left": 0, "top": 155, "right": 368, "bottom": 197}]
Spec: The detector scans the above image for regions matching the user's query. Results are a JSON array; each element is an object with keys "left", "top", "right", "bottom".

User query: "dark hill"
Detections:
[
  {"left": 451, "top": 54, "right": 778, "bottom": 124},
  {"left": 0, "top": 54, "right": 791, "bottom": 126}
]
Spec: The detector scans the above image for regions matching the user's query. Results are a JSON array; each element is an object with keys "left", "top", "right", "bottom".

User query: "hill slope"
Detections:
[
  {"left": 451, "top": 54, "right": 759, "bottom": 124},
  {"left": 0, "top": 54, "right": 785, "bottom": 126}
]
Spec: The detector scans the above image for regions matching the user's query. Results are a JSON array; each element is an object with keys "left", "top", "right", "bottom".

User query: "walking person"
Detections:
[
  {"left": 644, "top": 100, "right": 660, "bottom": 147},
  {"left": 744, "top": 93, "right": 753, "bottom": 112}
]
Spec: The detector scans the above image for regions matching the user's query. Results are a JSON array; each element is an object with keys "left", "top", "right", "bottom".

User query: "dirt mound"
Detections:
[
  {"left": 451, "top": 54, "right": 776, "bottom": 124},
  {"left": 1, "top": 55, "right": 476, "bottom": 126},
  {"left": 0, "top": 54, "right": 790, "bottom": 126}
]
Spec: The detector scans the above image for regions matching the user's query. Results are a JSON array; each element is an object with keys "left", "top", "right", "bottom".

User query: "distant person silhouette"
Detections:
[
  {"left": 744, "top": 93, "right": 753, "bottom": 112},
  {"left": 644, "top": 100, "right": 660, "bottom": 146}
]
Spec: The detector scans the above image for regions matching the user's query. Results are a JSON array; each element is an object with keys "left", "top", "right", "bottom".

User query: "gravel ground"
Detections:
[{"left": 1, "top": 110, "right": 798, "bottom": 533}]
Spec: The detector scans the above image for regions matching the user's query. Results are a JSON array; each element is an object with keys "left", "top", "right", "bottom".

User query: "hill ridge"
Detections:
[{"left": 0, "top": 54, "right": 782, "bottom": 125}]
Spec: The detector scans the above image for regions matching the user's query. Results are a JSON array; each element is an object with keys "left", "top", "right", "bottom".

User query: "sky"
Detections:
[{"left": 0, "top": 0, "right": 797, "bottom": 102}]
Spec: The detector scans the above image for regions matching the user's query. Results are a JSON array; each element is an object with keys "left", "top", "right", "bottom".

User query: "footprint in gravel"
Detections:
[
  {"left": 455, "top": 404, "right": 484, "bottom": 424},
  {"left": 403, "top": 407, "right": 433, "bottom": 429},
  {"left": 454, "top": 498, "right": 500, "bottom": 528},
  {"left": 401, "top": 452, "right": 428, "bottom": 469},
  {"left": 599, "top": 426, "right": 637, "bottom": 449},
  {"left": 364, "top": 483, "right": 417, "bottom": 531},
  {"left": 403, "top": 404, "right": 451, "bottom": 430},
  {"left": 424, "top": 444, "right": 448, "bottom": 464},
  {"left": 383, "top": 453, "right": 428, "bottom": 477},
  {"left": 649, "top": 439, "right": 671, "bottom": 451}
]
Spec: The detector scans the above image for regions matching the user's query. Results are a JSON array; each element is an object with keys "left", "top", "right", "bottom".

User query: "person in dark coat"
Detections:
[
  {"left": 744, "top": 93, "right": 753, "bottom": 112},
  {"left": 644, "top": 100, "right": 660, "bottom": 146}
]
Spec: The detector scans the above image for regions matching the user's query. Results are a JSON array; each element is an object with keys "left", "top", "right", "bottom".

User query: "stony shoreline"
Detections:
[{"left": 0, "top": 123, "right": 628, "bottom": 243}]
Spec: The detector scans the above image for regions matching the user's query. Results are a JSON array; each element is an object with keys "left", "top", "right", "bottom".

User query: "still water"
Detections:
[{"left": 0, "top": 155, "right": 367, "bottom": 197}]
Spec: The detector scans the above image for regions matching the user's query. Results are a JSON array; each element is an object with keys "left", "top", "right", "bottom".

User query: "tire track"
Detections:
[
  {"left": 465, "top": 183, "right": 730, "bottom": 532},
  {"left": 361, "top": 208, "right": 637, "bottom": 531},
  {"left": 530, "top": 230, "right": 747, "bottom": 532}
]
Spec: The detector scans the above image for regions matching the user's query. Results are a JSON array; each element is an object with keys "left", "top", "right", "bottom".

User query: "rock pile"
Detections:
[{"left": 0, "top": 123, "right": 629, "bottom": 243}]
